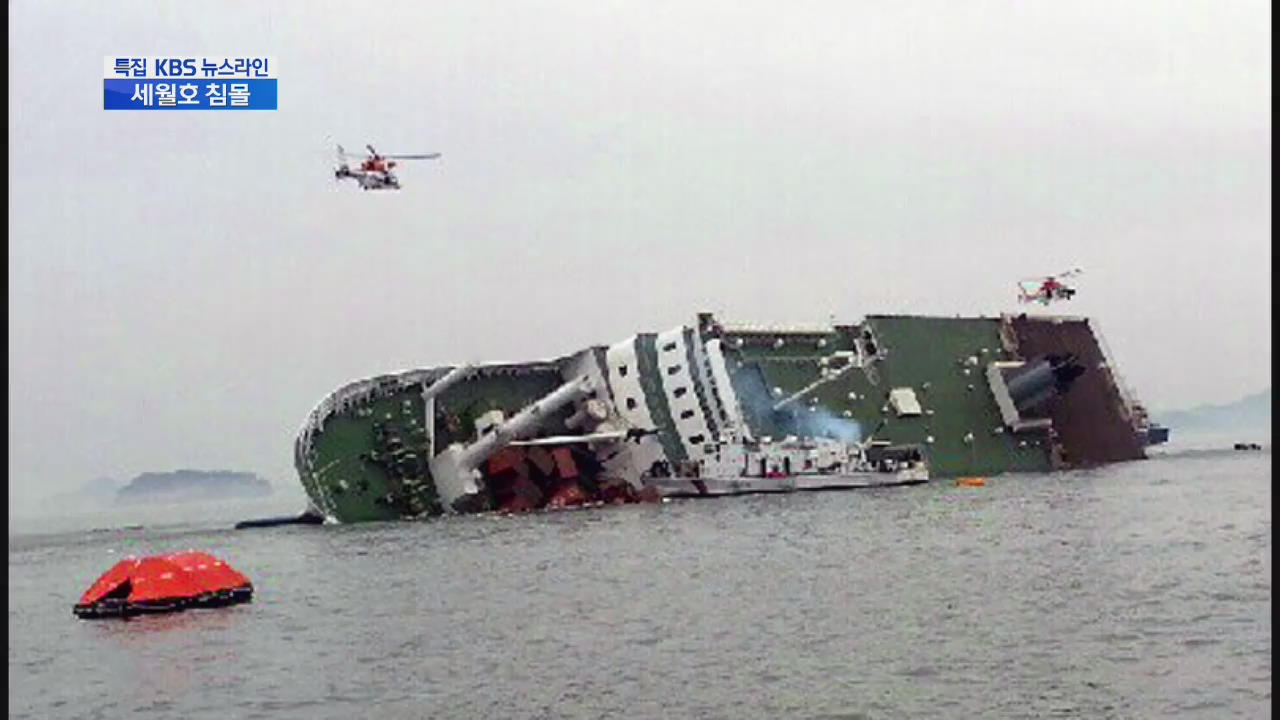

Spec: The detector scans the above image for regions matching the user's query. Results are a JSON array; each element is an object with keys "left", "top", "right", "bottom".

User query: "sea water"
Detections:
[{"left": 8, "top": 445, "right": 1270, "bottom": 719}]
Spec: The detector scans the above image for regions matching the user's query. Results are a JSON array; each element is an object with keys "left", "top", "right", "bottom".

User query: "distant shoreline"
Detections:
[{"left": 115, "top": 469, "right": 274, "bottom": 505}]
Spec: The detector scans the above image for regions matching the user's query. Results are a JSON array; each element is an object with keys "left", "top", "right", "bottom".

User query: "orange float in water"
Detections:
[{"left": 956, "top": 477, "right": 987, "bottom": 487}]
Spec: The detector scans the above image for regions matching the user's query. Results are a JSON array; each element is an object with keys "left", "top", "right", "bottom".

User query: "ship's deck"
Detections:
[
  {"left": 862, "top": 316, "right": 1054, "bottom": 476},
  {"left": 724, "top": 316, "right": 1055, "bottom": 477}
]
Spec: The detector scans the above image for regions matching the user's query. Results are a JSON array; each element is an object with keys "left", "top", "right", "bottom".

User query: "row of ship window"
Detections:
[
  {"left": 617, "top": 362, "right": 685, "bottom": 377},
  {"left": 622, "top": 386, "right": 690, "bottom": 409},
  {"left": 620, "top": 342, "right": 710, "bottom": 448},
  {"left": 618, "top": 362, "right": 706, "bottom": 447}
]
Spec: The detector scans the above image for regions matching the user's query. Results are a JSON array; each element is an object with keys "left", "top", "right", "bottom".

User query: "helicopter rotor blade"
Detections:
[
  {"left": 1018, "top": 267, "right": 1083, "bottom": 283},
  {"left": 383, "top": 153, "right": 441, "bottom": 160}
]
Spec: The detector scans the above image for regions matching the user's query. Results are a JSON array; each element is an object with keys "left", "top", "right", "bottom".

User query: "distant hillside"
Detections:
[
  {"left": 116, "top": 469, "right": 273, "bottom": 505},
  {"left": 1156, "top": 389, "right": 1271, "bottom": 434}
]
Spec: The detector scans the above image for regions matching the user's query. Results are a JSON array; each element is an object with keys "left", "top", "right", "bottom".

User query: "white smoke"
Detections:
[
  {"left": 790, "top": 406, "right": 863, "bottom": 443},
  {"left": 731, "top": 364, "right": 862, "bottom": 443}
]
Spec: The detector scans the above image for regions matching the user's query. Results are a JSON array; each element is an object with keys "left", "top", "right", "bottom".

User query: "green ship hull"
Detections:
[{"left": 294, "top": 312, "right": 1158, "bottom": 523}]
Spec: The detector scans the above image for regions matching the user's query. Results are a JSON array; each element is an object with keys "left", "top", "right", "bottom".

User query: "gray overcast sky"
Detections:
[{"left": 8, "top": 1, "right": 1271, "bottom": 513}]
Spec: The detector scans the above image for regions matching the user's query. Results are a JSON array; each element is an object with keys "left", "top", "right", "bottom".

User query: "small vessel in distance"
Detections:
[
  {"left": 235, "top": 509, "right": 326, "bottom": 529},
  {"left": 648, "top": 433, "right": 928, "bottom": 497}
]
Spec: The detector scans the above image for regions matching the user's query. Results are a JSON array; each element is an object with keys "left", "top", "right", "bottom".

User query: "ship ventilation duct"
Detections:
[
  {"left": 1006, "top": 355, "right": 1083, "bottom": 412},
  {"left": 429, "top": 376, "right": 594, "bottom": 512},
  {"left": 987, "top": 354, "right": 1084, "bottom": 432}
]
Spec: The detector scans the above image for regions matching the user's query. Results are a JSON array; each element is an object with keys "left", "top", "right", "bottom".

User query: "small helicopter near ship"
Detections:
[
  {"left": 1017, "top": 268, "right": 1082, "bottom": 305},
  {"left": 334, "top": 144, "right": 440, "bottom": 190}
]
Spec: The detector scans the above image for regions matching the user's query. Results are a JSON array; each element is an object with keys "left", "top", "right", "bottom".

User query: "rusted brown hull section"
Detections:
[{"left": 1007, "top": 315, "right": 1146, "bottom": 467}]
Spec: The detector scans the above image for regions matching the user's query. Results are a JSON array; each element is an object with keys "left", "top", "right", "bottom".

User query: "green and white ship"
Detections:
[{"left": 294, "top": 312, "right": 1162, "bottom": 523}]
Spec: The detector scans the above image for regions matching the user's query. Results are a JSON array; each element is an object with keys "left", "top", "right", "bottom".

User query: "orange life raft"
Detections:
[{"left": 73, "top": 551, "right": 253, "bottom": 620}]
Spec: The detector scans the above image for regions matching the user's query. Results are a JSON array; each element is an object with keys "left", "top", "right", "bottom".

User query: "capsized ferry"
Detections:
[{"left": 293, "top": 312, "right": 1162, "bottom": 523}]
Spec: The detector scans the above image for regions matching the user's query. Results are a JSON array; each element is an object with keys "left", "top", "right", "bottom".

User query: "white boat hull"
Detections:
[{"left": 649, "top": 468, "right": 928, "bottom": 498}]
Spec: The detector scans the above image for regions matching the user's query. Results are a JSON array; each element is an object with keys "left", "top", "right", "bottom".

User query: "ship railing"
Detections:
[
  {"left": 718, "top": 321, "right": 836, "bottom": 335},
  {"left": 997, "top": 314, "right": 1021, "bottom": 357},
  {"left": 1088, "top": 319, "right": 1144, "bottom": 429}
]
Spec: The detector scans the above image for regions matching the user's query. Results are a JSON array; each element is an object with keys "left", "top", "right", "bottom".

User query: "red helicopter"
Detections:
[
  {"left": 334, "top": 144, "right": 441, "bottom": 190},
  {"left": 1017, "top": 268, "right": 1082, "bottom": 305}
]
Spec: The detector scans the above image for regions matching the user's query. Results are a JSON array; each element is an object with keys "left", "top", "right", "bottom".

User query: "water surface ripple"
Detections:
[{"left": 9, "top": 449, "right": 1271, "bottom": 719}]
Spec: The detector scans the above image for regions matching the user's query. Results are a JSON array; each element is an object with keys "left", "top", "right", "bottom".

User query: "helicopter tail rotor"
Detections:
[{"left": 335, "top": 145, "right": 349, "bottom": 181}]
